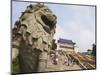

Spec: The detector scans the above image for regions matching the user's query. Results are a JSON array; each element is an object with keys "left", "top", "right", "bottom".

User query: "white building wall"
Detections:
[
  {"left": 57, "top": 43, "right": 74, "bottom": 52},
  {"left": 74, "top": 46, "right": 79, "bottom": 53},
  {"left": 59, "top": 43, "right": 74, "bottom": 48}
]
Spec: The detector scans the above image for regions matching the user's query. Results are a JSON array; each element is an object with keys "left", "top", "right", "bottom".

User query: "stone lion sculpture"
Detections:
[{"left": 12, "top": 3, "right": 57, "bottom": 73}]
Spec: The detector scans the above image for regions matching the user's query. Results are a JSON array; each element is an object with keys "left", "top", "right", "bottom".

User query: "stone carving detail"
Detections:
[{"left": 12, "top": 3, "right": 57, "bottom": 73}]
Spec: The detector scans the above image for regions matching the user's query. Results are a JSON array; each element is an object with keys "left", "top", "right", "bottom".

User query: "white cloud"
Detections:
[{"left": 54, "top": 9, "right": 95, "bottom": 52}]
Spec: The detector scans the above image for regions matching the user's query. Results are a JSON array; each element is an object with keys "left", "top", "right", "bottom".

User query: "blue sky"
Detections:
[{"left": 12, "top": 1, "right": 95, "bottom": 52}]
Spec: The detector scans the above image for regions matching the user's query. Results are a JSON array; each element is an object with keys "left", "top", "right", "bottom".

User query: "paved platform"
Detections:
[{"left": 45, "top": 55, "right": 82, "bottom": 72}]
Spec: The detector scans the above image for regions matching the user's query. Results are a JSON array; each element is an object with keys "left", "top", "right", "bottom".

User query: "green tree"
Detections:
[
  {"left": 92, "top": 44, "right": 96, "bottom": 56},
  {"left": 52, "top": 39, "right": 57, "bottom": 50}
]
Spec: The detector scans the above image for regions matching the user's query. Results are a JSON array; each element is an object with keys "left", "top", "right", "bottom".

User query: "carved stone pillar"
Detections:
[{"left": 38, "top": 51, "right": 48, "bottom": 72}]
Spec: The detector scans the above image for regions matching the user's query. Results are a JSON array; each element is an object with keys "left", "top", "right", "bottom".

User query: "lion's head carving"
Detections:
[{"left": 19, "top": 3, "right": 57, "bottom": 34}]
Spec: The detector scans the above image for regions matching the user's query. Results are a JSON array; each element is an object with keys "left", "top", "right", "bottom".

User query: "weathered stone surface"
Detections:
[{"left": 12, "top": 3, "right": 57, "bottom": 73}]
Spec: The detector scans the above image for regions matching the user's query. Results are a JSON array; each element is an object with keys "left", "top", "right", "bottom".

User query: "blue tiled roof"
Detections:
[{"left": 58, "top": 38, "right": 75, "bottom": 45}]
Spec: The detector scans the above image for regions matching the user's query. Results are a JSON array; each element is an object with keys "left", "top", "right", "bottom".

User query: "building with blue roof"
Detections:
[{"left": 57, "top": 38, "right": 76, "bottom": 53}]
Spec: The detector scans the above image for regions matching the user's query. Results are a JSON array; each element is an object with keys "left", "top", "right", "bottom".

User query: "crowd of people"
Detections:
[{"left": 49, "top": 50, "right": 77, "bottom": 66}]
